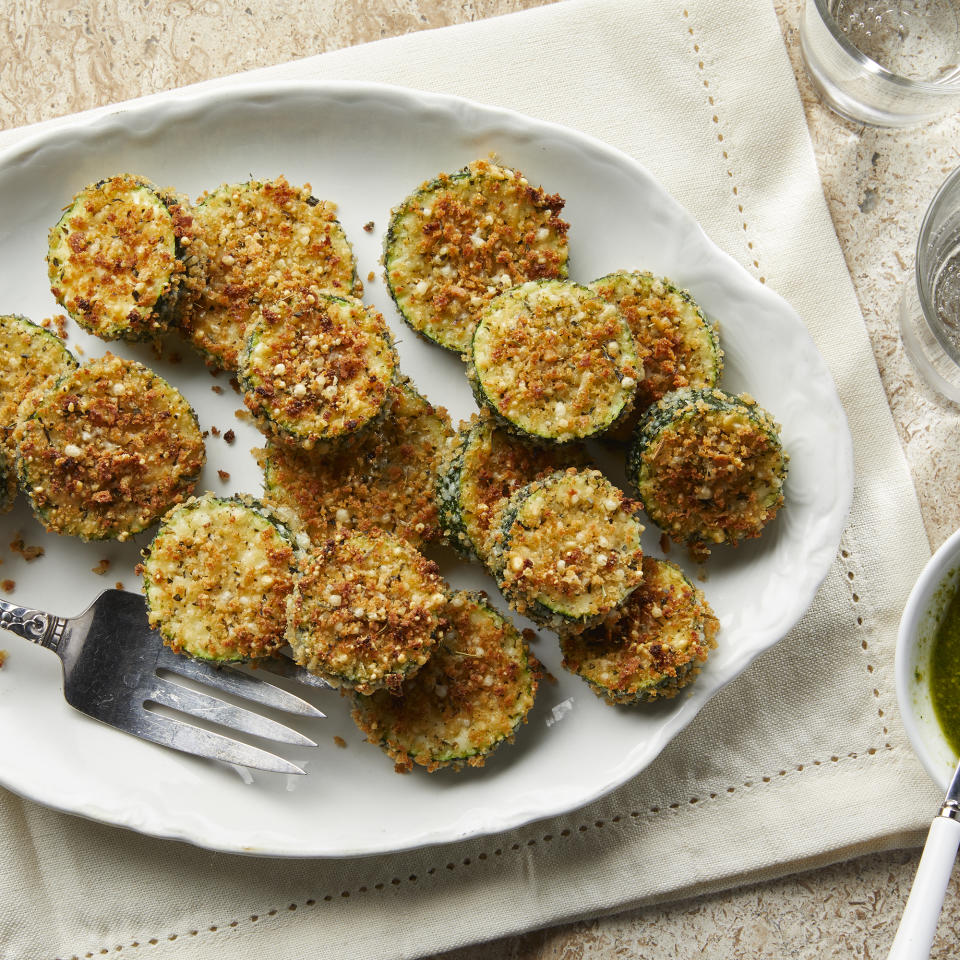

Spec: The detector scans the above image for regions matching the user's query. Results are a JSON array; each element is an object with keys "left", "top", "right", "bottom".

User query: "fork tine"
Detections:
[
  {"left": 147, "top": 679, "right": 317, "bottom": 747},
  {"left": 133, "top": 712, "right": 306, "bottom": 774},
  {"left": 259, "top": 652, "right": 335, "bottom": 690},
  {"left": 155, "top": 646, "right": 325, "bottom": 718}
]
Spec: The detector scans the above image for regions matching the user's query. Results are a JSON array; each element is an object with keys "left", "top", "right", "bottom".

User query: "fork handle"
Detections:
[{"left": 0, "top": 597, "right": 65, "bottom": 650}]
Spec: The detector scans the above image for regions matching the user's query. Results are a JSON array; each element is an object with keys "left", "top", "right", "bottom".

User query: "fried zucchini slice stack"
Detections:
[
  {"left": 256, "top": 377, "right": 452, "bottom": 548},
  {"left": 560, "top": 556, "right": 719, "bottom": 704},
  {"left": 437, "top": 413, "right": 587, "bottom": 564},
  {"left": 142, "top": 494, "right": 302, "bottom": 662},
  {"left": 352, "top": 591, "right": 539, "bottom": 772},
  {"left": 288, "top": 530, "right": 448, "bottom": 695},
  {"left": 491, "top": 468, "right": 645, "bottom": 634},
  {"left": 240, "top": 292, "right": 396, "bottom": 451},
  {"left": 178, "top": 177, "right": 357, "bottom": 369},
  {"left": 14, "top": 354, "right": 205, "bottom": 541},
  {"left": 588, "top": 271, "right": 722, "bottom": 434},
  {"left": 627, "top": 388, "right": 787, "bottom": 554},
  {"left": 469, "top": 280, "right": 641, "bottom": 443},
  {"left": 0, "top": 313, "right": 78, "bottom": 497},
  {"left": 384, "top": 159, "right": 569, "bottom": 353},
  {"left": 47, "top": 174, "right": 189, "bottom": 341}
]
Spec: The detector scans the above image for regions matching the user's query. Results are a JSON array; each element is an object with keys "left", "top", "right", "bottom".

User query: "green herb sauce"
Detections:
[{"left": 931, "top": 586, "right": 960, "bottom": 756}]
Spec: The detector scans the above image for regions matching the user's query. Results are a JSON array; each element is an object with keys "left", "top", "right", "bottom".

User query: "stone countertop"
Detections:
[{"left": 4, "top": 0, "right": 960, "bottom": 957}]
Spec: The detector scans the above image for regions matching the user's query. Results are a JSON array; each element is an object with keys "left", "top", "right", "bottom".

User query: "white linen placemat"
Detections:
[{"left": 0, "top": 1, "right": 939, "bottom": 958}]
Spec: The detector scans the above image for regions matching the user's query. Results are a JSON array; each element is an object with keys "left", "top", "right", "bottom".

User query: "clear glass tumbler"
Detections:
[
  {"left": 800, "top": 0, "right": 960, "bottom": 127},
  {"left": 900, "top": 166, "right": 960, "bottom": 403}
]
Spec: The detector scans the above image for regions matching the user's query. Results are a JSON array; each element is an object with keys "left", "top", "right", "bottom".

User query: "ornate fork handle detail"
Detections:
[{"left": 0, "top": 598, "right": 66, "bottom": 651}]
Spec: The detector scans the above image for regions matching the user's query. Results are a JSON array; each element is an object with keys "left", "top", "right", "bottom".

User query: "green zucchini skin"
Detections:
[
  {"left": 560, "top": 556, "right": 719, "bottom": 705},
  {"left": 47, "top": 174, "right": 188, "bottom": 342},
  {"left": 435, "top": 426, "right": 473, "bottom": 558},
  {"left": 468, "top": 279, "right": 641, "bottom": 444},
  {"left": 351, "top": 590, "right": 540, "bottom": 772},
  {"left": 142, "top": 493, "right": 304, "bottom": 663},
  {"left": 588, "top": 270, "right": 722, "bottom": 440},
  {"left": 490, "top": 468, "right": 645, "bottom": 635},
  {"left": 626, "top": 387, "right": 787, "bottom": 554},
  {"left": 384, "top": 159, "right": 569, "bottom": 354}
]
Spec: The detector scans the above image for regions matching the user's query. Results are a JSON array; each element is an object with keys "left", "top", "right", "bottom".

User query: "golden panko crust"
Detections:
[
  {"left": 14, "top": 353, "right": 205, "bottom": 541},
  {"left": 257, "top": 377, "right": 452, "bottom": 548},
  {"left": 352, "top": 590, "right": 540, "bottom": 772},
  {"left": 47, "top": 174, "right": 189, "bottom": 341},
  {"left": 588, "top": 271, "right": 721, "bottom": 439},
  {"left": 178, "top": 176, "right": 357, "bottom": 369},
  {"left": 142, "top": 494, "right": 300, "bottom": 661},
  {"left": 240, "top": 293, "right": 396, "bottom": 452},
  {"left": 629, "top": 388, "right": 787, "bottom": 555},
  {"left": 0, "top": 313, "right": 77, "bottom": 478},
  {"left": 288, "top": 530, "right": 448, "bottom": 695},
  {"left": 494, "top": 468, "right": 645, "bottom": 633},
  {"left": 437, "top": 412, "right": 588, "bottom": 563},
  {"left": 470, "top": 280, "right": 641, "bottom": 443},
  {"left": 560, "top": 556, "right": 719, "bottom": 704},
  {"left": 385, "top": 158, "right": 569, "bottom": 353}
]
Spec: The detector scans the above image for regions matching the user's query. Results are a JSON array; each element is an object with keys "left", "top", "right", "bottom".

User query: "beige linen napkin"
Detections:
[{"left": 0, "top": 1, "right": 940, "bottom": 957}]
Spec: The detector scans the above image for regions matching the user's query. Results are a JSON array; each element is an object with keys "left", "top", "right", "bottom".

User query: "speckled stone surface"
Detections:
[{"left": 4, "top": 1, "right": 960, "bottom": 957}]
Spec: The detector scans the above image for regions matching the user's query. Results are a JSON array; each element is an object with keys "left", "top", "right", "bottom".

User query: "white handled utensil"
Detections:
[{"left": 887, "top": 757, "right": 960, "bottom": 959}]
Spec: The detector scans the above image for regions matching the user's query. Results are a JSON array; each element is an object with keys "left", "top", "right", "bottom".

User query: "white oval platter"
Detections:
[{"left": 0, "top": 82, "right": 853, "bottom": 857}]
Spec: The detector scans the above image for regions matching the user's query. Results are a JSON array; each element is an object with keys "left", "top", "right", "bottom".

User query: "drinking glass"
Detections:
[
  {"left": 800, "top": 0, "right": 960, "bottom": 127},
  {"left": 900, "top": 166, "right": 960, "bottom": 402}
]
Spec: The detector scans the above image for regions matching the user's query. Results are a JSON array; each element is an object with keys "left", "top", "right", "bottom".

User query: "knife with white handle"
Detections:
[{"left": 887, "top": 758, "right": 960, "bottom": 959}]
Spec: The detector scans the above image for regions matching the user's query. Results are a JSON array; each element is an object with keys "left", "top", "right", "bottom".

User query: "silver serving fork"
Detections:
[{"left": 0, "top": 589, "right": 325, "bottom": 775}]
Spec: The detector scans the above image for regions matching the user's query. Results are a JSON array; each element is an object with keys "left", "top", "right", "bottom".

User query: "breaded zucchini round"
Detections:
[
  {"left": 469, "top": 280, "right": 641, "bottom": 443},
  {"left": 239, "top": 292, "right": 396, "bottom": 451},
  {"left": 627, "top": 388, "right": 787, "bottom": 554},
  {"left": 437, "top": 413, "right": 587, "bottom": 564},
  {"left": 178, "top": 176, "right": 357, "bottom": 369},
  {"left": 142, "top": 494, "right": 303, "bottom": 662},
  {"left": 288, "top": 530, "right": 448, "bottom": 695},
  {"left": 47, "top": 174, "right": 189, "bottom": 341},
  {"left": 14, "top": 353, "right": 205, "bottom": 541},
  {"left": 352, "top": 591, "right": 540, "bottom": 772},
  {"left": 560, "top": 556, "right": 719, "bottom": 704},
  {"left": 492, "top": 468, "right": 645, "bottom": 634},
  {"left": 0, "top": 313, "right": 77, "bottom": 471},
  {"left": 256, "top": 376, "right": 452, "bottom": 547},
  {"left": 384, "top": 159, "right": 569, "bottom": 353},
  {"left": 588, "top": 271, "right": 722, "bottom": 428}
]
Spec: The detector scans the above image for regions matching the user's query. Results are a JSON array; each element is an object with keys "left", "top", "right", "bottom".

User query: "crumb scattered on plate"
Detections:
[{"left": 10, "top": 534, "right": 44, "bottom": 562}]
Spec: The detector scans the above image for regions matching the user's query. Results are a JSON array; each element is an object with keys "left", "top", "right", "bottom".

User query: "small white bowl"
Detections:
[{"left": 896, "top": 527, "right": 960, "bottom": 792}]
